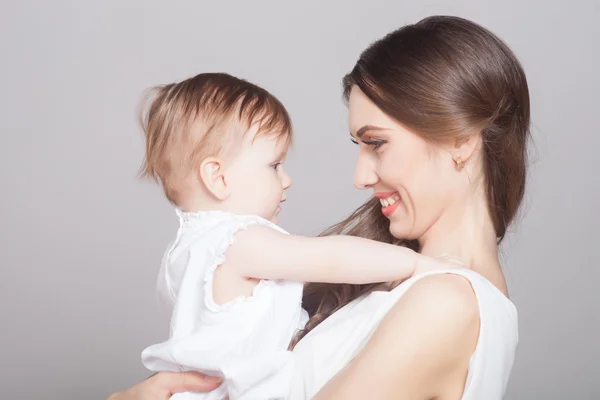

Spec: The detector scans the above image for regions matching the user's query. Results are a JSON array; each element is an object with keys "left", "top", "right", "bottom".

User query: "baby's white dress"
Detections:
[{"left": 142, "top": 210, "right": 308, "bottom": 400}]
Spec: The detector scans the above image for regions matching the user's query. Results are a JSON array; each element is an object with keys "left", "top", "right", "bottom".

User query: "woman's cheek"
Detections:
[{"left": 380, "top": 153, "right": 406, "bottom": 185}]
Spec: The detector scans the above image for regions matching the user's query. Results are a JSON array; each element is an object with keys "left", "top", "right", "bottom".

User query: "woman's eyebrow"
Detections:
[{"left": 353, "top": 125, "right": 388, "bottom": 138}]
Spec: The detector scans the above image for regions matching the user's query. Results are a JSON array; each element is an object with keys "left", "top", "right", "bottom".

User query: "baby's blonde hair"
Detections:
[{"left": 139, "top": 73, "right": 292, "bottom": 205}]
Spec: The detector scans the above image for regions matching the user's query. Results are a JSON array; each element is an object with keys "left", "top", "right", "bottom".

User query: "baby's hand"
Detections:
[{"left": 413, "top": 254, "right": 469, "bottom": 276}]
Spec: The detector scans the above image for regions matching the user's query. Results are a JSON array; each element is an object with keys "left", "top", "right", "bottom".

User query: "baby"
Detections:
[{"left": 139, "top": 73, "right": 456, "bottom": 399}]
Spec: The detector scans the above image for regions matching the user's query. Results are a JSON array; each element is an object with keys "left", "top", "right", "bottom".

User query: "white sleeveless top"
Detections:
[
  {"left": 289, "top": 269, "right": 518, "bottom": 399},
  {"left": 141, "top": 210, "right": 308, "bottom": 400}
]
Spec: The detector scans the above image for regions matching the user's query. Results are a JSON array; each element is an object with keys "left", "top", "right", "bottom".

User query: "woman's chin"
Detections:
[{"left": 388, "top": 219, "right": 418, "bottom": 241}]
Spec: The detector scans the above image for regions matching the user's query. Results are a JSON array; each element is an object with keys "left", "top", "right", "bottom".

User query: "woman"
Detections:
[{"left": 109, "top": 15, "right": 529, "bottom": 399}]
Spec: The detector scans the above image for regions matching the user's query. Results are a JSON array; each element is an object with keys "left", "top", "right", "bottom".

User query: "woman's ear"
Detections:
[
  {"left": 452, "top": 134, "right": 481, "bottom": 169},
  {"left": 198, "top": 157, "right": 229, "bottom": 200}
]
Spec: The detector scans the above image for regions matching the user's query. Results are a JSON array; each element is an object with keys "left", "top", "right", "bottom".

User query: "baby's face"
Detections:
[{"left": 224, "top": 132, "right": 291, "bottom": 224}]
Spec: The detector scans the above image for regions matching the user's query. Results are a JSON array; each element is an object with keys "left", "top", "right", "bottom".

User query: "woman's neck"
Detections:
[{"left": 418, "top": 187, "right": 508, "bottom": 295}]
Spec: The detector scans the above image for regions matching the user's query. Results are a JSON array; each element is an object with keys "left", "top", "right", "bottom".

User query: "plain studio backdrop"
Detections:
[{"left": 1, "top": 1, "right": 599, "bottom": 399}]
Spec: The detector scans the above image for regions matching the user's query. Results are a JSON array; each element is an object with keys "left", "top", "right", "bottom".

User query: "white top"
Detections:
[
  {"left": 141, "top": 210, "right": 308, "bottom": 400},
  {"left": 289, "top": 269, "right": 518, "bottom": 400}
]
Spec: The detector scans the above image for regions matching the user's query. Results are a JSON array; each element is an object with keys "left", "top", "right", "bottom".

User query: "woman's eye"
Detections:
[
  {"left": 271, "top": 162, "right": 281, "bottom": 170},
  {"left": 350, "top": 136, "right": 386, "bottom": 150},
  {"left": 363, "top": 139, "right": 386, "bottom": 150}
]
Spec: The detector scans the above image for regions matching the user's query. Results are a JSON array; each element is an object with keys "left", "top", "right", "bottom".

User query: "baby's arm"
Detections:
[{"left": 225, "top": 225, "right": 445, "bottom": 284}]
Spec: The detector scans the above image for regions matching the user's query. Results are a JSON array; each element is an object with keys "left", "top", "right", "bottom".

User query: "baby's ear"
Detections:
[{"left": 198, "top": 157, "right": 229, "bottom": 200}]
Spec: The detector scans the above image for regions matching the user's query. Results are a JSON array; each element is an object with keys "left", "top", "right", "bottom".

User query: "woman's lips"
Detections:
[{"left": 375, "top": 192, "right": 401, "bottom": 217}]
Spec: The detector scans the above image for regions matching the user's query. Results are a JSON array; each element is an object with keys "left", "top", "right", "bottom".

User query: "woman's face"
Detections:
[{"left": 348, "top": 86, "right": 461, "bottom": 240}]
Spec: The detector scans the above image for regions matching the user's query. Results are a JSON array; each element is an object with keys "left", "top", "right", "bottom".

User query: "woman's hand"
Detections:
[{"left": 107, "top": 371, "right": 222, "bottom": 400}]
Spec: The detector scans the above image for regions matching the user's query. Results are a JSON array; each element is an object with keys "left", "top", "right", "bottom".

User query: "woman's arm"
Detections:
[
  {"left": 314, "top": 274, "right": 480, "bottom": 400},
  {"left": 225, "top": 225, "right": 452, "bottom": 284}
]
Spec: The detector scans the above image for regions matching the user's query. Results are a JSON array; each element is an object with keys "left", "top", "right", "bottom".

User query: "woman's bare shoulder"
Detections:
[
  {"left": 382, "top": 273, "right": 480, "bottom": 336},
  {"left": 369, "top": 274, "right": 480, "bottom": 394},
  {"left": 313, "top": 273, "right": 481, "bottom": 399}
]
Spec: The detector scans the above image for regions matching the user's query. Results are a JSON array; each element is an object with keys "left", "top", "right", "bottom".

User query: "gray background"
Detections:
[{"left": 1, "top": 0, "right": 599, "bottom": 399}]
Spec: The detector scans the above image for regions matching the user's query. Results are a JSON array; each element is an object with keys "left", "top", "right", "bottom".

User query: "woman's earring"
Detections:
[{"left": 454, "top": 156, "right": 464, "bottom": 171}]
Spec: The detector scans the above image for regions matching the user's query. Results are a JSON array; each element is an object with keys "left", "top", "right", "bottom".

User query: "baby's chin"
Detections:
[{"left": 269, "top": 207, "right": 281, "bottom": 224}]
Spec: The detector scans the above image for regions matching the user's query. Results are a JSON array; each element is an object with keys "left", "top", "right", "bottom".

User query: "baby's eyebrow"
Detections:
[{"left": 274, "top": 148, "right": 288, "bottom": 160}]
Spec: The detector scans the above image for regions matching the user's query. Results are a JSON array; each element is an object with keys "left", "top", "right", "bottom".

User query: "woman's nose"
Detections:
[{"left": 353, "top": 155, "right": 378, "bottom": 190}]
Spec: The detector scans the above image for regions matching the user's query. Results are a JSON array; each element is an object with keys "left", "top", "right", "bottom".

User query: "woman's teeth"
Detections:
[{"left": 380, "top": 194, "right": 400, "bottom": 207}]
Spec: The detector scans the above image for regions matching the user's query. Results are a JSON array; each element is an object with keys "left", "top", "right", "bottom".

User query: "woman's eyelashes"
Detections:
[
  {"left": 363, "top": 139, "right": 386, "bottom": 150},
  {"left": 271, "top": 162, "right": 282, "bottom": 170},
  {"left": 350, "top": 137, "right": 386, "bottom": 151}
]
